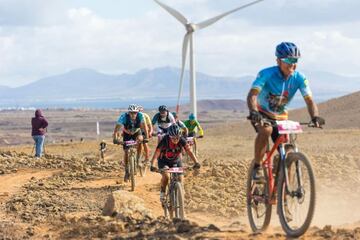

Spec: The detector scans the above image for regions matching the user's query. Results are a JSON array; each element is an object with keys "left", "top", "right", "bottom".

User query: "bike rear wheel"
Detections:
[
  {"left": 277, "top": 152, "right": 316, "bottom": 237},
  {"left": 173, "top": 182, "right": 185, "bottom": 219},
  {"left": 246, "top": 160, "right": 272, "bottom": 233}
]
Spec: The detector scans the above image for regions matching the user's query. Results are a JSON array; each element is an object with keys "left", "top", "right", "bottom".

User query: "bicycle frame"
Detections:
[
  {"left": 263, "top": 134, "right": 287, "bottom": 204},
  {"left": 248, "top": 119, "right": 319, "bottom": 237},
  {"left": 262, "top": 127, "right": 300, "bottom": 204}
]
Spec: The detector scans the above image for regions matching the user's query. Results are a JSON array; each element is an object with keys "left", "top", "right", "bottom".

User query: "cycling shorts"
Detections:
[
  {"left": 158, "top": 158, "right": 183, "bottom": 171},
  {"left": 122, "top": 131, "right": 141, "bottom": 150}
]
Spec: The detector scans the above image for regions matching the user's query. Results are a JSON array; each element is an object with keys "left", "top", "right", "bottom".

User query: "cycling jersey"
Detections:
[
  {"left": 157, "top": 135, "right": 187, "bottom": 161},
  {"left": 152, "top": 112, "right": 175, "bottom": 130},
  {"left": 184, "top": 120, "right": 204, "bottom": 136},
  {"left": 251, "top": 66, "right": 312, "bottom": 120},
  {"left": 142, "top": 112, "right": 152, "bottom": 126},
  {"left": 117, "top": 112, "right": 144, "bottom": 133},
  {"left": 176, "top": 120, "right": 186, "bottom": 129}
]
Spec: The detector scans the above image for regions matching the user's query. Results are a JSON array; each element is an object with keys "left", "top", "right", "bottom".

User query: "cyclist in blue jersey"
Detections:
[
  {"left": 247, "top": 42, "right": 325, "bottom": 180},
  {"left": 113, "top": 104, "right": 149, "bottom": 181}
]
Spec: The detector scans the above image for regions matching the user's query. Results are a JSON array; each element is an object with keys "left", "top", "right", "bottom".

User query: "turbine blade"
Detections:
[
  {"left": 154, "top": 0, "right": 188, "bottom": 25},
  {"left": 176, "top": 33, "right": 191, "bottom": 113},
  {"left": 195, "top": 0, "right": 265, "bottom": 30}
]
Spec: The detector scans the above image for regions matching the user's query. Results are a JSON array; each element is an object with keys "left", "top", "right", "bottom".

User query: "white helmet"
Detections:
[{"left": 128, "top": 104, "right": 139, "bottom": 113}]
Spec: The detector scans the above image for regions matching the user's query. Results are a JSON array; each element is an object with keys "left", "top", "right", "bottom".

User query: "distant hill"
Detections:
[
  {"left": 290, "top": 91, "right": 360, "bottom": 129},
  {"left": 171, "top": 99, "right": 247, "bottom": 113},
  {"left": 0, "top": 66, "right": 358, "bottom": 108}
]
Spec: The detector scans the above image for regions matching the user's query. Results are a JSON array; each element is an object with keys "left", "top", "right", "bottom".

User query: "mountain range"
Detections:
[{"left": 0, "top": 66, "right": 359, "bottom": 108}]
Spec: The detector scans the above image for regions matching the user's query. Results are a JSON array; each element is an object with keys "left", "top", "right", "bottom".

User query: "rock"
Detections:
[
  {"left": 102, "top": 190, "right": 153, "bottom": 221},
  {"left": 206, "top": 224, "right": 220, "bottom": 231}
]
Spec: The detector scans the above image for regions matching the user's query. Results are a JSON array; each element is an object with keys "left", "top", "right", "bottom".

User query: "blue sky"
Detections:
[{"left": 0, "top": 0, "right": 359, "bottom": 87}]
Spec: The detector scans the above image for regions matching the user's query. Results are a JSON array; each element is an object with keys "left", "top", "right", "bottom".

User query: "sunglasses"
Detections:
[{"left": 281, "top": 58, "right": 298, "bottom": 64}]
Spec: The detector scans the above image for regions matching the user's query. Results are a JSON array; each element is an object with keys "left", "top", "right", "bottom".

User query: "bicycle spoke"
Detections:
[
  {"left": 278, "top": 153, "right": 316, "bottom": 237},
  {"left": 247, "top": 162, "right": 272, "bottom": 233}
]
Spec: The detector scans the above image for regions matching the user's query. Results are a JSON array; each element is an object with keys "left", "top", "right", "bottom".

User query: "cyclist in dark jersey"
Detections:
[
  {"left": 113, "top": 104, "right": 149, "bottom": 181},
  {"left": 150, "top": 125, "right": 200, "bottom": 202}
]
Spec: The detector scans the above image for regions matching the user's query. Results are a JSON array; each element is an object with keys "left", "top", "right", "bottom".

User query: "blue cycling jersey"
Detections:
[
  {"left": 117, "top": 112, "right": 144, "bottom": 132},
  {"left": 251, "top": 66, "right": 312, "bottom": 120}
]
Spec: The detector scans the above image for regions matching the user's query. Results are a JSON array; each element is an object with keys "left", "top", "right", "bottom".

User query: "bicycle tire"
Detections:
[
  {"left": 169, "top": 186, "right": 175, "bottom": 219},
  {"left": 174, "top": 182, "right": 185, "bottom": 219},
  {"left": 193, "top": 141, "right": 197, "bottom": 157},
  {"left": 277, "top": 152, "right": 316, "bottom": 237},
  {"left": 246, "top": 160, "right": 272, "bottom": 232},
  {"left": 129, "top": 154, "right": 136, "bottom": 191},
  {"left": 137, "top": 157, "right": 144, "bottom": 177},
  {"left": 162, "top": 193, "right": 170, "bottom": 219}
]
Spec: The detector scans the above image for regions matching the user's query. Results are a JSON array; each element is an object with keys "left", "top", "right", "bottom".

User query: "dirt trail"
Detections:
[{"left": 0, "top": 168, "right": 61, "bottom": 200}]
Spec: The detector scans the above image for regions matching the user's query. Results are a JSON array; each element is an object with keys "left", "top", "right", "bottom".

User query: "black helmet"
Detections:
[
  {"left": 158, "top": 105, "right": 168, "bottom": 112},
  {"left": 172, "top": 112, "right": 177, "bottom": 118},
  {"left": 168, "top": 124, "right": 180, "bottom": 137},
  {"left": 275, "top": 42, "right": 301, "bottom": 59}
]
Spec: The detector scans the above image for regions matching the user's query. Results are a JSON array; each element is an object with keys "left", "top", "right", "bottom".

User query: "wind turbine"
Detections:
[{"left": 154, "top": 0, "right": 265, "bottom": 117}]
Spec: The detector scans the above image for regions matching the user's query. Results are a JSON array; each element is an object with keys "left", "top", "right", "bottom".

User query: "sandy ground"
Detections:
[{"left": 0, "top": 116, "right": 360, "bottom": 239}]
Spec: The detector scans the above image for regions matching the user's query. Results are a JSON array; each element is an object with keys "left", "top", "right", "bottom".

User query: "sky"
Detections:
[{"left": 0, "top": 0, "right": 359, "bottom": 87}]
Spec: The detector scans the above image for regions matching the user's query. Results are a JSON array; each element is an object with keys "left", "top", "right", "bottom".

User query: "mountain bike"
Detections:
[
  {"left": 120, "top": 140, "right": 143, "bottom": 191},
  {"left": 157, "top": 166, "right": 186, "bottom": 220},
  {"left": 247, "top": 119, "right": 321, "bottom": 237}
]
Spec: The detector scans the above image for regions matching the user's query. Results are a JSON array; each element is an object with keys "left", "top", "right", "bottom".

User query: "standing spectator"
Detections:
[{"left": 31, "top": 109, "right": 48, "bottom": 158}]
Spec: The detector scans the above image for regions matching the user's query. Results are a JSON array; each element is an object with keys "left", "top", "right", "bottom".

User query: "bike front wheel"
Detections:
[
  {"left": 246, "top": 160, "right": 272, "bottom": 233},
  {"left": 277, "top": 152, "right": 316, "bottom": 238},
  {"left": 173, "top": 182, "right": 185, "bottom": 219},
  {"left": 129, "top": 155, "right": 136, "bottom": 191}
]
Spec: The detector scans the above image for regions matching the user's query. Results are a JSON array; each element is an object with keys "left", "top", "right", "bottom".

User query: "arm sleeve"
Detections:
[
  {"left": 179, "top": 137, "right": 187, "bottom": 148},
  {"left": 117, "top": 113, "right": 126, "bottom": 125},
  {"left": 152, "top": 113, "right": 159, "bottom": 125},
  {"left": 251, "top": 70, "right": 267, "bottom": 93},
  {"left": 178, "top": 120, "right": 186, "bottom": 129},
  {"left": 138, "top": 112, "right": 144, "bottom": 123},
  {"left": 196, "top": 120, "right": 204, "bottom": 136},
  {"left": 299, "top": 77, "right": 313, "bottom": 99},
  {"left": 168, "top": 112, "right": 176, "bottom": 123},
  {"left": 156, "top": 136, "right": 166, "bottom": 150}
]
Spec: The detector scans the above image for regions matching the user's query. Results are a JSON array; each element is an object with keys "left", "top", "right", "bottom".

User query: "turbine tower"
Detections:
[{"left": 154, "top": 0, "right": 265, "bottom": 117}]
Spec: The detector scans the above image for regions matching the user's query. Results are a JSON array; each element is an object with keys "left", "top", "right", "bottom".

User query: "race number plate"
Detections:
[
  {"left": 125, "top": 140, "right": 137, "bottom": 146},
  {"left": 276, "top": 120, "right": 303, "bottom": 134},
  {"left": 168, "top": 167, "right": 184, "bottom": 173}
]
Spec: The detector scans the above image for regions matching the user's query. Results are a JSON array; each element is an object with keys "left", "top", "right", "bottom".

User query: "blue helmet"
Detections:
[
  {"left": 189, "top": 113, "right": 196, "bottom": 120},
  {"left": 275, "top": 42, "right": 301, "bottom": 59}
]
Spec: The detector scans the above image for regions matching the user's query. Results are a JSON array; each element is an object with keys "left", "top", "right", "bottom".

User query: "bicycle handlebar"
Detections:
[
  {"left": 152, "top": 166, "right": 187, "bottom": 173},
  {"left": 247, "top": 116, "right": 324, "bottom": 129},
  {"left": 113, "top": 139, "right": 148, "bottom": 146}
]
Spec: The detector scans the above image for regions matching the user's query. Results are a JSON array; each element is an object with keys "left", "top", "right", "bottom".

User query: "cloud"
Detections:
[{"left": 0, "top": 0, "right": 359, "bottom": 87}]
